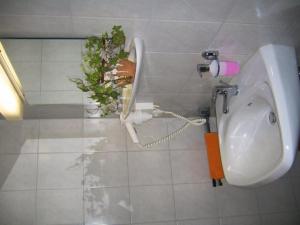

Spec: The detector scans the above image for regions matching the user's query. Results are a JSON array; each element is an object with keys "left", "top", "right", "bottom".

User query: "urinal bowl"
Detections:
[{"left": 216, "top": 44, "right": 300, "bottom": 187}]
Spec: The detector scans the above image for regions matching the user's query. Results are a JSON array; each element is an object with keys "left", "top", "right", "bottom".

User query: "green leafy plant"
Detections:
[{"left": 70, "top": 25, "right": 129, "bottom": 116}]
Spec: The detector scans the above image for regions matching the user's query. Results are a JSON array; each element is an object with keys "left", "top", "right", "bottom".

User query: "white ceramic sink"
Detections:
[{"left": 216, "top": 44, "right": 300, "bottom": 186}]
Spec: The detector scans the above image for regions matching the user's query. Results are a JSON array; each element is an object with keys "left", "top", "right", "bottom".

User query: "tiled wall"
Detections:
[
  {"left": 0, "top": 0, "right": 299, "bottom": 116},
  {"left": 0, "top": 118, "right": 300, "bottom": 224},
  {"left": 1, "top": 39, "right": 85, "bottom": 118}
]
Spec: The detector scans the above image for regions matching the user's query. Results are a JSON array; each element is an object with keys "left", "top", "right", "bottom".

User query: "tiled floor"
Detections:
[{"left": 0, "top": 118, "right": 300, "bottom": 225}]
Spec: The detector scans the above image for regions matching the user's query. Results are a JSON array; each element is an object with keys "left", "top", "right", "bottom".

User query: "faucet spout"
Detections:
[
  {"left": 213, "top": 84, "right": 239, "bottom": 114},
  {"left": 222, "top": 91, "right": 229, "bottom": 114}
]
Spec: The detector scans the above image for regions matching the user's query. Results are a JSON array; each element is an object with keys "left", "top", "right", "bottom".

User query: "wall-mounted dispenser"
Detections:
[{"left": 197, "top": 50, "right": 240, "bottom": 78}]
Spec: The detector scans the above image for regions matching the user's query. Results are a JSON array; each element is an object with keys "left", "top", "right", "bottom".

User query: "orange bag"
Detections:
[{"left": 204, "top": 132, "right": 224, "bottom": 186}]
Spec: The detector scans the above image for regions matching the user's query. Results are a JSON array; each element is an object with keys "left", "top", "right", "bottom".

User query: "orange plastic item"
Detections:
[{"left": 204, "top": 132, "right": 224, "bottom": 180}]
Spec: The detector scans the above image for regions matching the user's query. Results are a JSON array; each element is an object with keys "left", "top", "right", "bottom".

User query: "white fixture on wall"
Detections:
[
  {"left": 120, "top": 37, "right": 206, "bottom": 149},
  {"left": 0, "top": 42, "right": 24, "bottom": 120},
  {"left": 216, "top": 44, "right": 300, "bottom": 186},
  {"left": 119, "top": 37, "right": 150, "bottom": 144}
]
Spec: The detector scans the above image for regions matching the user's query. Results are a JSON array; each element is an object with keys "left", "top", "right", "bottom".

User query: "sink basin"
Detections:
[{"left": 216, "top": 44, "right": 300, "bottom": 186}]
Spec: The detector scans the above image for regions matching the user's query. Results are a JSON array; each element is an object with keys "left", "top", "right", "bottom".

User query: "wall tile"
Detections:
[
  {"left": 130, "top": 185, "right": 175, "bottom": 223},
  {"left": 84, "top": 152, "right": 128, "bottom": 187},
  {"left": 221, "top": 215, "right": 261, "bottom": 225},
  {"left": 42, "top": 39, "right": 82, "bottom": 62},
  {"left": 0, "top": 15, "right": 73, "bottom": 37},
  {"left": 145, "top": 76, "right": 188, "bottom": 94},
  {"left": 1, "top": 39, "right": 42, "bottom": 61},
  {"left": 169, "top": 94, "right": 211, "bottom": 115},
  {"left": 38, "top": 104, "right": 84, "bottom": 119},
  {"left": 216, "top": 184, "right": 259, "bottom": 217},
  {"left": 128, "top": 151, "right": 172, "bottom": 185},
  {"left": 210, "top": 23, "right": 286, "bottom": 55},
  {"left": 278, "top": 0, "right": 300, "bottom": 26},
  {"left": 72, "top": 17, "right": 149, "bottom": 42},
  {"left": 256, "top": 177, "right": 297, "bottom": 213},
  {"left": 0, "top": 154, "right": 37, "bottom": 191},
  {"left": 0, "top": 120, "right": 39, "bottom": 154},
  {"left": 176, "top": 218, "right": 220, "bottom": 225},
  {"left": 152, "top": 0, "right": 234, "bottom": 22},
  {"left": 40, "top": 91, "right": 83, "bottom": 104},
  {"left": 37, "top": 153, "right": 83, "bottom": 189},
  {"left": 84, "top": 186, "right": 131, "bottom": 225},
  {"left": 39, "top": 119, "right": 83, "bottom": 138},
  {"left": 37, "top": 189, "right": 83, "bottom": 225},
  {"left": 261, "top": 212, "right": 300, "bottom": 225},
  {"left": 174, "top": 183, "right": 218, "bottom": 220},
  {"left": 292, "top": 177, "right": 300, "bottom": 210},
  {"left": 171, "top": 150, "right": 210, "bottom": 183},
  {"left": 185, "top": 0, "right": 235, "bottom": 22},
  {"left": 226, "top": 0, "right": 288, "bottom": 26},
  {"left": 287, "top": 22, "right": 300, "bottom": 48},
  {"left": 12, "top": 62, "right": 41, "bottom": 91},
  {"left": 41, "top": 62, "right": 83, "bottom": 91},
  {"left": 289, "top": 153, "right": 300, "bottom": 177},
  {"left": 24, "top": 91, "right": 41, "bottom": 105},
  {"left": 135, "top": 222, "right": 176, "bottom": 225},
  {"left": 83, "top": 119, "right": 126, "bottom": 152},
  {"left": 24, "top": 105, "right": 41, "bottom": 119},
  {"left": 0, "top": 191, "right": 35, "bottom": 225},
  {"left": 39, "top": 138, "right": 83, "bottom": 153},
  {"left": 144, "top": 21, "right": 221, "bottom": 53},
  {"left": 143, "top": 53, "right": 201, "bottom": 78},
  {"left": 0, "top": 0, "right": 71, "bottom": 17},
  {"left": 150, "top": 0, "right": 194, "bottom": 21},
  {"left": 70, "top": 0, "right": 151, "bottom": 19},
  {"left": 180, "top": 76, "right": 214, "bottom": 94}
]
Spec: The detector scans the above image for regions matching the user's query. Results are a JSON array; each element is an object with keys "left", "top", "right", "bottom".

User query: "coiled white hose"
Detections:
[{"left": 137, "top": 105, "right": 206, "bottom": 149}]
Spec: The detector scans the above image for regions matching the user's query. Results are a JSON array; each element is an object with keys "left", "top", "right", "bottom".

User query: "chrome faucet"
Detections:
[{"left": 212, "top": 81, "right": 239, "bottom": 114}]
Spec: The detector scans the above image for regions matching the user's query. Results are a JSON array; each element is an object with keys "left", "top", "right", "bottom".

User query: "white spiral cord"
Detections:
[{"left": 137, "top": 105, "right": 206, "bottom": 149}]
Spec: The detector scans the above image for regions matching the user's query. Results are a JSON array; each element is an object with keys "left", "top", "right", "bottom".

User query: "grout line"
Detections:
[
  {"left": 81, "top": 118, "right": 85, "bottom": 225},
  {"left": 40, "top": 39, "right": 43, "bottom": 97},
  {"left": 34, "top": 118, "right": 41, "bottom": 225},
  {"left": 259, "top": 210, "right": 300, "bottom": 217},
  {"left": 206, "top": 0, "right": 237, "bottom": 51},
  {"left": 0, "top": 152, "right": 40, "bottom": 155},
  {"left": 82, "top": 166, "right": 85, "bottom": 224},
  {"left": 288, "top": 176, "right": 300, "bottom": 212},
  {"left": 167, "top": 120, "right": 178, "bottom": 221},
  {"left": 69, "top": 15, "right": 222, "bottom": 24},
  {"left": 34, "top": 187, "right": 84, "bottom": 191},
  {"left": 0, "top": 188, "right": 38, "bottom": 193},
  {"left": 36, "top": 39, "right": 43, "bottom": 118},
  {"left": 0, "top": 14, "right": 287, "bottom": 27},
  {"left": 35, "top": 151, "right": 89, "bottom": 155},
  {"left": 254, "top": 185, "right": 264, "bottom": 225},
  {"left": 125, "top": 130, "right": 133, "bottom": 225},
  {"left": 82, "top": 179, "right": 213, "bottom": 190}
]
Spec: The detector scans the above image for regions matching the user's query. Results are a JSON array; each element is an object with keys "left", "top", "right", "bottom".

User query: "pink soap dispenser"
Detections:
[
  {"left": 209, "top": 60, "right": 240, "bottom": 77},
  {"left": 197, "top": 50, "right": 240, "bottom": 78}
]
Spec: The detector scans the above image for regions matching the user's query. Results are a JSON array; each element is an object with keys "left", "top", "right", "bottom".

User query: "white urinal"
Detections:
[{"left": 216, "top": 44, "right": 300, "bottom": 186}]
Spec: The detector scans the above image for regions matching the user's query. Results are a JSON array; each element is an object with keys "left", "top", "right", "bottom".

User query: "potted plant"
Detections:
[{"left": 71, "top": 25, "right": 135, "bottom": 116}]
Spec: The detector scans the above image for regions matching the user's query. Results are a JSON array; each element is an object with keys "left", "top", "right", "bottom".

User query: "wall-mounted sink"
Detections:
[{"left": 216, "top": 44, "right": 300, "bottom": 186}]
